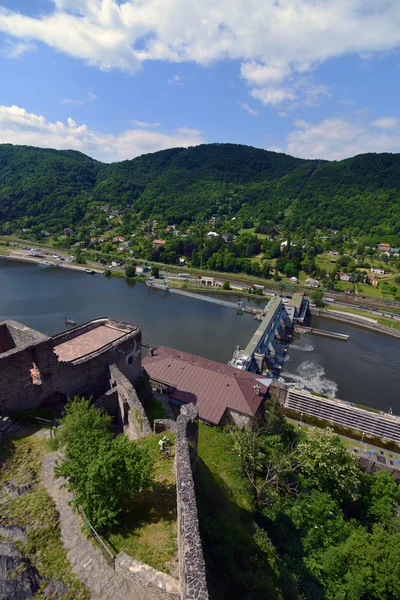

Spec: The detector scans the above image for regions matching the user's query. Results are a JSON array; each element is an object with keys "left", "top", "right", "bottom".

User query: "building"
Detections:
[
  {"left": 136, "top": 264, "right": 150, "bottom": 274},
  {"left": 63, "top": 228, "right": 73, "bottom": 236},
  {"left": 222, "top": 232, "right": 234, "bottom": 242},
  {"left": 367, "top": 275, "right": 379, "bottom": 287},
  {"left": 328, "top": 251, "right": 339, "bottom": 256},
  {"left": 206, "top": 231, "right": 219, "bottom": 239},
  {"left": 0, "top": 318, "right": 142, "bottom": 412},
  {"left": 378, "top": 243, "right": 390, "bottom": 252},
  {"left": 371, "top": 267, "right": 385, "bottom": 275},
  {"left": 337, "top": 272, "right": 351, "bottom": 281},
  {"left": 113, "top": 236, "right": 126, "bottom": 243},
  {"left": 305, "top": 278, "right": 319, "bottom": 288},
  {"left": 200, "top": 277, "right": 221, "bottom": 287},
  {"left": 289, "top": 276, "right": 298, "bottom": 284},
  {"left": 152, "top": 239, "right": 166, "bottom": 248},
  {"left": 143, "top": 346, "right": 270, "bottom": 427}
]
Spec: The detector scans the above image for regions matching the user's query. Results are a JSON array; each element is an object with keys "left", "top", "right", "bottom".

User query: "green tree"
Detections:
[
  {"left": 222, "top": 281, "right": 231, "bottom": 290},
  {"left": 54, "top": 398, "right": 153, "bottom": 529},
  {"left": 310, "top": 289, "right": 325, "bottom": 307},
  {"left": 151, "top": 265, "right": 160, "bottom": 278},
  {"left": 125, "top": 264, "right": 136, "bottom": 278},
  {"left": 296, "top": 427, "right": 361, "bottom": 503}
]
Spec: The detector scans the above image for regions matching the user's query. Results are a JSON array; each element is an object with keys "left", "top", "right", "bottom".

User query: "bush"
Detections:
[
  {"left": 222, "top": 281, "right": 231, "bottom": 290},
  {"left": 53, "top": 398, "right": 154, "bottom": 529},
  {"left": 125, "top": 264, "right": 136, "bottom": 278}
]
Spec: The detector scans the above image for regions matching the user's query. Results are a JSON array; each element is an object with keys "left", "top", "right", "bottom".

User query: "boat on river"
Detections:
[
  {"left": 85, "top": 268, "right": 96, "bottom": 274},
  {"left": 37, "top": 261, "right": 52, "bottom": 267}
]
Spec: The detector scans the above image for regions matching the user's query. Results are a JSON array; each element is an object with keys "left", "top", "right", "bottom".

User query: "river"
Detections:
[{"left": 0, "top": 259, "right": 399, "bottom": 412}]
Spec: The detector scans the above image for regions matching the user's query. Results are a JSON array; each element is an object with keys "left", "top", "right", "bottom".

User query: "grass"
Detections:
[
  {"left": 325, "top": 304, "right": 400, "bottom": 331},
  {"left": 104, "top": 432, "right": 177, "bottom": 574},
  {"left": 144, "top": 397, "right": 167, "bottom": 427},
  {"left": 195, "top": 423, "right": 283, "bottom": 600},
  {"left": 0, "top": 434, "right": 89, "bottom": 600}
]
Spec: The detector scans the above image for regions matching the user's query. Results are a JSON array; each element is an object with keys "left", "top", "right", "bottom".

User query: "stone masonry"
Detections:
[
  {"left": 175, "top": 404, "right": 209, "bottom": 600},
  {"left": 109, "top": 364, "right": 152, "bottom": 440}
]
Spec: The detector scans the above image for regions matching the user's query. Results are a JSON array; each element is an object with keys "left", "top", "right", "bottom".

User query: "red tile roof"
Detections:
[{"left": 143, "top": 346, "right": 269, "bottom": 425}]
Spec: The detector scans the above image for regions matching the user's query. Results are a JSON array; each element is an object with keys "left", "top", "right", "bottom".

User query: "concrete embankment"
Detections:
[
  {"left": 0, "top": 253, "right": 103, "bottom": 274},
  {"left": 311, "top": 308, "right": 400, "bottom": 339}
]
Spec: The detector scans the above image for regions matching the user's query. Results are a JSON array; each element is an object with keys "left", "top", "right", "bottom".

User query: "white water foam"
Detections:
[
  {"left": 290, "top": 342, "right": 314, "bottom": 352},
  {"left": 282, "top": 361, "right": 338, "bottom": 398}
]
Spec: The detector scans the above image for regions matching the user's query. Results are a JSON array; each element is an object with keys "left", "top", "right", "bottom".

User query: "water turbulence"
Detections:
[{"left": 282, "top": 361, "right": 338, "bottom": 399}]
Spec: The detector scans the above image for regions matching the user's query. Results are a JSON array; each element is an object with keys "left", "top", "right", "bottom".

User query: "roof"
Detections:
[
  {"left": 378, "top": 243, "right": 390, "bottom": 247},
  {"left": 143, "top": 346, "right": 269, "bottom": 425},
  {"left": 152, "top": 239, "right": 166, "bottom": 245},
  {"left": 53, "top": 324, "right": 127, "bottom": 362}
]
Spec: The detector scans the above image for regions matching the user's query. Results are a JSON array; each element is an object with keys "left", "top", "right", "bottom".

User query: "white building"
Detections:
[
  {"left": 305, "top": 278, "right": 319, "bottom": 288},
  {"left": 370, "top": 267, "right": 385, "bottom": 275},
  {"left": 207, "top": 232, "right": 220, "bottom": 238}
]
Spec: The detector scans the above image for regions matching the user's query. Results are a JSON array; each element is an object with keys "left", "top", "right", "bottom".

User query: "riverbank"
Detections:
[{"left": 311, "top": 307, "right": 400, "bottom": 339}]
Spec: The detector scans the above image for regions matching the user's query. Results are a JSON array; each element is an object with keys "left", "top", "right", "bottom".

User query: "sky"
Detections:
[{"left": 0, "top": 0, "right": 400, "bottom": 163}]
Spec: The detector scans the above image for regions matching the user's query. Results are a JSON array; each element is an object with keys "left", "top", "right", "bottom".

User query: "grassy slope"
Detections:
[
  {"left": 104, "top": 432, "right": 177, "bottom": 574},
  {"left": 0, "top": 434, "right": 89, "bottom": 600},
  {"left": 195, "top": 423, "right": 284, "bottom": 600}
]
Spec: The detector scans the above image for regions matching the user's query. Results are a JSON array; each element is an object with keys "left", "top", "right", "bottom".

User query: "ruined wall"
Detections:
[
  {"left": 175, "top": 404, "right": 209, "bottom": 600},
  {"left": 115, "top": 552, "right": 180, "bottom": 600},
  {"left": 109, "top": 364, "right": 152, "bottom": 441},
  {"left": 0, "top": 319, "right": 142, "bottom": 411}
]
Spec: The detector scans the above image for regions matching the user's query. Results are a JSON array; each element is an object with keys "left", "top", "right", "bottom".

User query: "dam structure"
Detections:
[{"left": 229, "top": 297, "right": 293, "bottom": 374}]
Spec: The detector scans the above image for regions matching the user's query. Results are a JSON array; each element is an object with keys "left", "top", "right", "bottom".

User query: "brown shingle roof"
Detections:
[{"left": 143, "top": 346, "right": 269, "bottom": 425}]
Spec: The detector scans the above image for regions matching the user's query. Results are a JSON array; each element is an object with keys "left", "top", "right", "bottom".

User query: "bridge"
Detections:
[{"left": 229, "top": 297, "right": 293, "bottom": 373}]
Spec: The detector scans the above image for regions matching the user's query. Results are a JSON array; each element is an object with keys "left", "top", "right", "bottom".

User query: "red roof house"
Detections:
[{"left": 143, "top": 346, "right": 270, "bottom": 426}]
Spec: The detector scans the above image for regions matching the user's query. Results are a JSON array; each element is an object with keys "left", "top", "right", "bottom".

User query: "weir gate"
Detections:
[{"left": 229, "top": 297, "right": 293, "bottom": 373}]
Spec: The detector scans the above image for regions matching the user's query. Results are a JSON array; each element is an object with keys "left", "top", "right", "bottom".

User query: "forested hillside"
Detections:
[{"left": 0, "top": 143, "right": 399, "bottom": 244}]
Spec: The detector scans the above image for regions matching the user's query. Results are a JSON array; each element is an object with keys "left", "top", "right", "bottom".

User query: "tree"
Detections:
[
  {"left": 296, "top": 427, "right": 361, "bottom": 503},
  {"left": 222, "top": 281, "right": 231, "bottom": 290},
  {"left": 125, "top": 264, "right": 136, "bottom": 278},
  {"left": 151, "top": 265, "right": 160, "bottom": 278},
  {"left": 231, "top": 417, "right": 297, "bottom": 511},
  {"left": 310, "top": 289, "right": 325, "bottom": 307},
  {"left": 53, "top": 398, "right": 153, "bottom": 529}
]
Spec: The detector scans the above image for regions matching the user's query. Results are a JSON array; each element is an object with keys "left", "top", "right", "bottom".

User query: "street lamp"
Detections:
[
  {"left": 361, "top": 432, "right": 365, "bottom": 444},
  {"left": 299, "top": 412, "right": 303, "bottom": 428}
]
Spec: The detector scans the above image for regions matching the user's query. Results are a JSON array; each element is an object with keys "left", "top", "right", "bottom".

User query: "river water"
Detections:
[{"left": 0, "top": 260, "right": 399, "bottom": 412}]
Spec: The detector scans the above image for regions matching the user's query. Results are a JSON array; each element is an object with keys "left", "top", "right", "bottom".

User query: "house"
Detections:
[
  {"left": 165, "top": 226, "right": 173, "bottom": 232},
  {"left": 113, "top": 236, "right": 126, "bottom": 243},
  {"left": 98, "top": 237, "right": 106, "bottom": 243},
  {"left": 90, "top": 237, "right": 97, "bottom": 243},
  {"left": 389, "top": 248, "right": 399, "bottom": 255},
  {"left": 378, "top": 243, "right": 390, "bottom": 252},
  {"left": 280, "top": 240, "right": 288, "bottom": 250},
  {"left": 64, "top": 228, "right": 73, "bottom": 236},
  {"left": 143, "top": 346, "right": 270, "bottom": 426},
  {"left": 328, "top": 251, "right": 339, "bottom": 256},
  {"left": 289, "top": 276, "right": 298, "bottom": 284},
  {"left": 367, "top": 276, "right": 379, "bottom": 287},
  {"left": 337, "top": 272, "right": 351, "bottom": 281},
  {"left": 111, "top": 260, "right": 122, "bottom": 267},
  {"left": 305, "top": 278, "right": 319, "bottom": 288},
  {"left": 152, "top": 239, "right": 166, "bottom": 248},
  {"left": 136, "top": 264, "right": 150, "bottom": 274},
  {"left": 200, "top": 277, "right": 221, "bottom": 287},
  {"left": 370, "top": 267, "right": 385, "bottom": 275},
  {"left": 206, "top": 232, "right": 219, "bottom": 239},
  {"left": 222, "top": 232, "right": 235, "bottom": 242},
  {"left": 178, "top": 258, "right": 186, "bottom": 264},
  {"left": 117, "top": 246, "right": 126, "bottom": 252}
]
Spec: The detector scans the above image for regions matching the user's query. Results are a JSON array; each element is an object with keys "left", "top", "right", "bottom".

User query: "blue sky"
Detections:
[{"left": 0, "top": 0, "right": 400, "bottom": 162}]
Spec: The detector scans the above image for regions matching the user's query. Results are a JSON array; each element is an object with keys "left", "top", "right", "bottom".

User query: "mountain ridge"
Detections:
[{"left": 0, "top": 143, "right": 399, "bottom": 244}]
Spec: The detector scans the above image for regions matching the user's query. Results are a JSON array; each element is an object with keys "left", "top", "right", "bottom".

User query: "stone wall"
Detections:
[
  {"left": 175, "top": 404, "right": 209, "bottom": 600},
  {"left": 115, "top": 552, "right": 180, "bottom": 600},
  {"left": 109, "top": 364, "right": 152, "bottom": 441},
  {"left": 0, "top": 319, "right": 142, "bottom": 411}
]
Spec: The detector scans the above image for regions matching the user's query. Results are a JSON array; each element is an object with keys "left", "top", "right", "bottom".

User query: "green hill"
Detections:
[{"left": 0, "top": 143, "right": 399, "bottom": 244}]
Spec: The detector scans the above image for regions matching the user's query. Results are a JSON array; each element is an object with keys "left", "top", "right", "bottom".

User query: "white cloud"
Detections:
[
  {"left": 131, "top": 119, "right": 160, "bottom": 127},
  {"left": 250, "top": 86, "right": 296, "bottom": 107},
  {"left": 237, "top": 101, "right": 259, "bottom": 116},
  {"left": 283, "top": 116, "right": 400, "bottom": 160},
  {"left": 240, "top": 61, "right": 290, "bottom": 86},
  {"left": 372, "top": 117, "right": 400, "bottom": 129},
  {"left": 1, "top": 1, "right": 400, "bottom": 74},
  {"left": 167, "top": 74, "right": 186, "bottom": 86},
  {"left": 0, "top": 104, "right": 204, "bottom": 162},
  {"left": 61, "top": 91, "right": 97, "bottom": 105}
]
